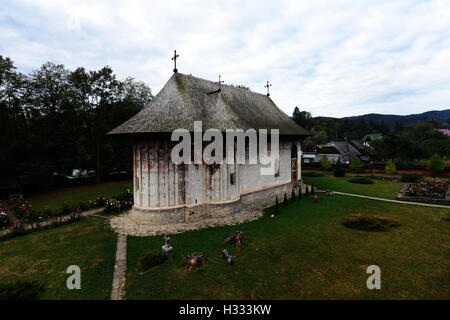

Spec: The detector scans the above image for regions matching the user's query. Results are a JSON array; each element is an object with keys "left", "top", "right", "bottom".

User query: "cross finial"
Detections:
[
  {"left": 264, "top": 80, "right": 272, "bottom": 97},
  {"left": 172, "top": 50, "right": 179, "bottom": 73},
  {"left": 217, "top": 74, "right": 224, "bottom": 89}
]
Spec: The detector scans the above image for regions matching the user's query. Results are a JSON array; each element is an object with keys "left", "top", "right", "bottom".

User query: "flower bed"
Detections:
[
  {"left": 1, "top": 188, "right": 134, "bottom": 240},
  {"left": 0, "top": 207, "right": 9, "bottom": 229},
  {"left": 397, "top": 179, "right": 450, "bottom": 205},
  {"left": 403, "top": 179, "right": 448, "bottom": 199}
]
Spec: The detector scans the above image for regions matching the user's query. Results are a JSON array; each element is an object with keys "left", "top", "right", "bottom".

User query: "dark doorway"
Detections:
[{"left": 291, "top": 144, "right": 298, "bottom": 187}]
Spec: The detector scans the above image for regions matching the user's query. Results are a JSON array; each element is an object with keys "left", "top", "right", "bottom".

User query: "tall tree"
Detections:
[{"left": 68, "top": 66, "right": 122, "bottom": 182}]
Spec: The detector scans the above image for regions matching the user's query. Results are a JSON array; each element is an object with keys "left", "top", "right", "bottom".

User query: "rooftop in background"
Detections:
[
  {"left": 362, "top": 133, "right": 382, "bottom": 141},
  {"left": 109, "top": 72, "right": 310, "bottom": 136}
]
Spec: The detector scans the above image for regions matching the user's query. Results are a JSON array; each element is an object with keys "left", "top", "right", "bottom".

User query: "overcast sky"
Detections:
[{"left": 1, "top": 0, "right": 449, "bottom": 117}]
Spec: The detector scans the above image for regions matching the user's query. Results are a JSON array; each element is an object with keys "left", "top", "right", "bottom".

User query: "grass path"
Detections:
[{"left": 329, "top": 191, "right": 450, "bottom": 209}]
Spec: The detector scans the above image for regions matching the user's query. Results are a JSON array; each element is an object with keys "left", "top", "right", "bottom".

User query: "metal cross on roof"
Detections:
[
  {"left": 264, "top": 80, "right": 272, "bottom": 97},
  {"left": 172, "top": 50, "right": 179, "bottom": 73},
  {"left": 217, "top": 74, "right": 224, "bottom": 89}
]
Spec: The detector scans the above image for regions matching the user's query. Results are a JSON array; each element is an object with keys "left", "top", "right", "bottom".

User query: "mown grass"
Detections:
[
  {"left": 25, "top": 180, "right": 132, "bottom": 211},
  {"left": 0, "top": 217, "right": 116, "bottom": 299},
  {"left": 126, "top": 195, "right": 450, "bottom": 300},
  {"left": 302, "top": 171, "right": 404, "bottom": 199}
]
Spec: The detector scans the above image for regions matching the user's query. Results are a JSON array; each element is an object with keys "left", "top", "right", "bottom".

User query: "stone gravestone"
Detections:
[{"left": 161, "top": 234, "right": 173, "bottom": 260}]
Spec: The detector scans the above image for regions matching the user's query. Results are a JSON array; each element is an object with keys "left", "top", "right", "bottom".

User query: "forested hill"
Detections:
[{"left": 329, "top": 109, "right": 450, "bottom": 128}]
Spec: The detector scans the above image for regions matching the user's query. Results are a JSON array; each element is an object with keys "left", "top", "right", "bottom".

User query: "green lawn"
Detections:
[
  {"left": 2, "top": 186, "right": 449, "bottom": 300},
  {"left": 25, "top": 180, "right": 132, "bottom": 211},
  {"left": 0, "top": 217, "right": 117, "bottom": 299},
  {"left": 126, "top": 196, "right": 450, "bottom": 300},
  {"left": 302, "top": 171, "right": 405, "bottom": 199}
]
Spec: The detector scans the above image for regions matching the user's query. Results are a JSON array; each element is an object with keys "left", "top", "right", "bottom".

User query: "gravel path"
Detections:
[
  {"left": 324, "top": 191, "right": 450, "bottom": 209},
  {"left": 111, "top": 234, "right": 127, "bottom": 300}
]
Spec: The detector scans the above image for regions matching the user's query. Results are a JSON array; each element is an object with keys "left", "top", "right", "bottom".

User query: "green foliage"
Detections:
[
  {"left": 283, "top": 193, "right": 288, "bottom": 206},
  {"left": 333, "top": 159, "right": 346, "bottom": 177},
  {"left": 291, "top": 189, "right": 296, "bottom": 202},
  {"left": 139, "top": 251, "right": 165, "bottom": 269},
  {"left": 0, "top": 280, "right": 46, "bottom": 300},
  {"left": 348, "top": 178, "right": 374, "bottom": 184},
  {"left": 385, "top": 159, "right": 397, "bottom": 175},
  {"left": 400, "top": 173, "right": 422, "bottom": 183},
  {"left": 305, "top": 186, "right": 309, "bottom": 197},
  {"left": 274, "top": 197, "right": 280, "bottom": 215},
  {"left": 349, "top": 156, "right": 363, "bottom": 173},
  {"left": 302, "top": 171, "right": 324, "bottom": 177},
  {"left": 298, "top": 187, "right": 302, "bottom": 200},
  {"left": 292, "top": 107, "right": 313, "bottom": 130},
  {"left": 372, "top": 121, "right": 450, "bottom": 165},
  {"left": 427, "top": 153, "right": 445, "bottom": 176},
  {"left": 342, "top": 214, "right": 401, "bottom": 231},
  {"left": 321, "top": 155, "right": 332, "bottom": 170},
  {"left": 311, "top": 185, "right": 315, "bottom": 194},
  {"left": 0, "top": 55, "right": 153, "bottom": 190}
]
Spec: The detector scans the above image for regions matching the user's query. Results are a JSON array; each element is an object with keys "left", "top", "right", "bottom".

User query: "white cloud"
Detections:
[{"left": 0, "top": 0, "right": 449, "bottom": 117}]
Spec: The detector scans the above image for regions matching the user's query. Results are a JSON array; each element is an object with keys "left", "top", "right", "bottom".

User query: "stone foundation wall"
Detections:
[{"left": 130, "top": 181, "right": 299, "bottom": 226}]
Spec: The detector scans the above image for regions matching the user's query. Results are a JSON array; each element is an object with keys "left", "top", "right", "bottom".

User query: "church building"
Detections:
[{"left": 109, "top": 71, "right": 310, "bottom": 230}]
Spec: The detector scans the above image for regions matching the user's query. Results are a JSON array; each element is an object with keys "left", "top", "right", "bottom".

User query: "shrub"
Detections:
[
  {"left": 0, "top": 208, "right": 10, "bottom": 229},
  {"left": 274, "top": 197, "right": 280, "bottom": 214},
  {"left": 77, "top": 199, "right": 90, "bottom": 211},
  {"left": 305, "top": 186, "right": 309, "bottom": 197},
  {"left": 283, "top": 193, "right": 288, "bottom": 206},
  {"left": 334, "top": 159, "right": 346, "bottom": 177},
  {"left": 116, "top": 188, "right": 133, "bottom": 202},
  {"left": 427, "top": 153, "right": 445, "bottom": 176},
  {"left": 348, "top": 177, "right": 374, "bottom": 184},
  {"left": 342, "top": 214, "right": 401, "bottom": 231},
  {"left": 311, "top": 185, "right": 315, "bottom": 194},
  {"left": 401, "top": 173, "right": 422, "bottom": 183},
  {"left": 104, "top": 199, "right": 122, "bottom": 214},
  {"left": 291, "top": 189, "right": 296, "bottom": 202},
  {"left": 42, "top": 205, "right": 54, "bottom": 219},
  {"left": 302, "top": 171, "right": 324, "bottom": 177},
  {"left": 321, "top": 155, "right": 332, "bottom": 170},
  {"left": 298, "top": 187, "right": 302, "bottom": 200},
  {"left": 89, "top": 195, "right": 107, "bottom": 208},
  {"left": 0, "top": 280, "right": 46, "bottom": 300},
  {"left": 60, "top": 202, "right": 75, "bottom": 215},
  {"left": 139, "top": 251, "right": 165, "bottom": 270},
  {"left": 349, "top": 156, "right": 363, "bottom": 173},
  {"left": 385, "top": 159, "right": 397, "bottom": 175}
]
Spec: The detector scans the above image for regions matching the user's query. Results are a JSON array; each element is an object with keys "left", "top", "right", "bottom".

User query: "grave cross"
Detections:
[
  {"left": 264, "top": 80, "right": 272, "bottom": 97},
  {"left": 217, "top": 74, "right": 224, "bottom": 89},
  {"left": 172, "top": 50, "right": 179, "bottom": 73}
]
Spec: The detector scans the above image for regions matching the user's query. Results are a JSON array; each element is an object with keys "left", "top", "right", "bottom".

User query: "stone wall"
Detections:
[{"left": 129, "top": 180, "right": 299, "bottom": 226}]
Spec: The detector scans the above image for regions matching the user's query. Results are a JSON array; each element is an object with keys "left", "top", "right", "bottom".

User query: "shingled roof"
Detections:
[
  {"left": 325, "top": 141, "right": 361, "bottom": 163},
  {"left": 108, "top": 73, "right": 310, "bottom": 136}
]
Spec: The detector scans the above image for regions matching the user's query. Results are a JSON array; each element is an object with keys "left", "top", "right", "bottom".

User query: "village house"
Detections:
[
  {"left": 362, "top": 133, "right": 382, "bottom": 147},
  {"left": 108, "top": 72, "right": 310, "bottom": 230},
  {"left": 311, "top": 141, "right": 361, "bottom": 165}
]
